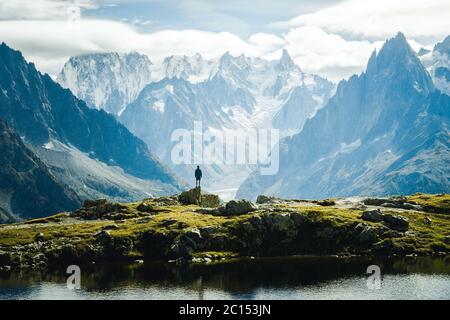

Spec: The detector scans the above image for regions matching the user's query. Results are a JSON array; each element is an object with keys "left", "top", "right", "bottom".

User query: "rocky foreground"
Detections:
[{"left": 0, "top": 190, "right": 449, "bottom": 271}]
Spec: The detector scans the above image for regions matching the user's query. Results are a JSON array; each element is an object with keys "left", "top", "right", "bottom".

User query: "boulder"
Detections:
[
  {"left": 76, "top": 199, "right": 126, "bottom": 219},
  {"left": 94, "top": 230, "right": 113, "bottom": 246},
  {"left": 353, "top": 223, "right": 379, "bottom": 243},
  {"left": 361, "top": 209, "right": 384, "bottom": 222},
  {"left": 316, "top": 199, "right": 336, "bottom": 206},
  {"left": 152, "top": 196, "right": 180, "bottom": 206},
  {"left": 200, "top": 194, "right": 221, "bottom": 208},
  {"left": 135, "top": 216, "right": 153, "bottom": 224},
  {"left": 166, "top": 228, "right": 203, "bottom": 259},
  {"left": 83, "top": 199, "right": 107, "bottom": 208},
  {"left": 256, "top": 195, "right": 275, "bottom": 204},
  {"left": 264, "top": 213, "right": 295, "bottom": 233},
  {"left": 195, "top": 207, "right": 222, "bottom": 215},
  {"left": 198, "top": 226, "right": 224, "bottom": 237},
  {"left": 136, "top": 201, "right": 169, "bottom": 214},
  {"left": 113, "top": 237, "right": 134, "bottom": 256},
  {"left": 402, "top": 203, "right": 423, "bottom": 211},
  {"left": 225, "top": 199, "right": 257, "bottom": 216},
  {"left": 179, "top": 188, "right": 221, "bottom": 207},
  {"left": 383, "top": 214, "right": 409, "bottom": 232},
  {"left": 232, "top": 215, "right": 266, "bottom": 250},
  {"left": 363, "top": 198, "right": 390, "bottom": 206},
  {"left": 159, "top": 219, "right": 178, "bottom": 227},
  {"left": 264, "top": 213, "right": 298, "bottom": 244},
  {"left": 179, "top": 188, "right": 201, "bottom": 205}
]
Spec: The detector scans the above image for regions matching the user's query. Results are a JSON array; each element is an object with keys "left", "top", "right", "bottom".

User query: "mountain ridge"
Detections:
[
  {"left": 237, "top": 32, "right": 450, "bottom": 200},
  {"left": 0, "top": 43, "right": 182, "bottom": 218}
]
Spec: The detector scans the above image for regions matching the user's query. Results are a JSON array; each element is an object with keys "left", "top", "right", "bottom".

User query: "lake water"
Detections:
[{"left": 1, "top": 256, "right": 449, "bottom": 300}]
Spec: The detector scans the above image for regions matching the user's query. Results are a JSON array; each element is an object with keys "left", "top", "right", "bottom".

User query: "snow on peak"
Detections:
[
  {"left": 278, "top": 49, "right": 298, "bottom": 72},
  {"left": 57, "top": 51, "right": 153, "bottom": 115},
  {"left": 161, "top": 53, "right": 215, "bottom": 83}
]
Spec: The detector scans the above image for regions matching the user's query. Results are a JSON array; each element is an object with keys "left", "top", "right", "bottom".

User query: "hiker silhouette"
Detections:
[{"left": 195, "top": 165, "right": 202, "bottom": 188}]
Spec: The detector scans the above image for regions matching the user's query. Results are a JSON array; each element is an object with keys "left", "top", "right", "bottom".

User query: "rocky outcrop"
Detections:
[
  {"left": 382, "top": 214, "right": 409, "bottom": 232},
  {"left": 224, "top": 199, "right": 257, "bottom": 216},
  {"left": 361, "top": 209, "right": 409, "bottom": 232},
  {"left": 73, "top": 199, "right": 128, "bottom": 220},
  {"left": 256, "top": 195, "right": 275, "bottom": 204},
  {"left": 361, "top": 209, "right": 384, "bottom": 222},
  {"left": 178, "top": 188, "right": 220, "bottom": 208},
  {"left": 179, "top": 188, "right": 202, "bottom": 205},
  {"left": 363, "top": 197, "right": 423, "bottom": 212},
  {"left": 1, "top": 193, "right": 448, "bottom": 271}
]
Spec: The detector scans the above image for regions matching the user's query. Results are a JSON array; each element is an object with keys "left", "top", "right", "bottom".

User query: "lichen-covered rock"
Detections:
[
  {"left": 179, "top": 188, "right": 220, "bottom": 207},
  {"left": 315, "top": 199, "right": 336, "bottom": 206},
  {"left": 361, "top": 209, "right": 384, "bottom": 222},
  {"left": 200, "top": 194, "right": 221, "bottom": 208},
  {"left": 94, "top": 230, "right": 113, "bottom": 247},
  {"left": 166, "top": 228, "right": 203, "bottom": 259},
  {"left": 224, "top": 199, "right": 257, "bottom": 216},
  {"left": 353, "top": 223, "right": 379, "bottom": 244},
  {"left": 383, "top": 214, "right": 409, "bottom": 232},
  {"left": 75, "top": 199, "right": 127, "bottom": 220},
  {"left": 179, "top": 188, "right": 201, "bottom": 205},
  {"left": 136, "top": 201, "right": 169, "bottom": 213},
  {"left": 159, "top": 219, "right": 178, "bottom": 227},
  {"left": 151, "top": 196, "right": 180, "bottom": 206},
  {"left": 256, "top": 195, "right": 275, "bottom": 204}
]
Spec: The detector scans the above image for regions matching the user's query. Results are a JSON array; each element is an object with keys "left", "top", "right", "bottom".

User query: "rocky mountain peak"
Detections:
[{"left": 278, "top": 49, "right": 298, "bottom": 71}]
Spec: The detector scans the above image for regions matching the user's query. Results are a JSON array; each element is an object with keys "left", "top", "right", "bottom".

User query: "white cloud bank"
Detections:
[
  {"left": 273, "top": 0, "right": 450, "bottom": 42},
  {"left": 0, "top": 0, "right": 448, "bottom": 81}
]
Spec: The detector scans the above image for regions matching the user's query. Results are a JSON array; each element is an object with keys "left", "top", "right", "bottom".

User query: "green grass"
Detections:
[
  {"left": 1, "top": 194, "right": 449, "bottom": 261},
  {"left": 407, "top": 193, "right": 450, "bottom": 213}
]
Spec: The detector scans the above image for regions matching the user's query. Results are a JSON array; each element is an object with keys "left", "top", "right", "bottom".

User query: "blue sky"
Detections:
[
  {"left": 84, "top": 0, "right": 343, "bottom": 37},
  {"left": 0, "top": 0, "right": 449, "bottom": 80}
]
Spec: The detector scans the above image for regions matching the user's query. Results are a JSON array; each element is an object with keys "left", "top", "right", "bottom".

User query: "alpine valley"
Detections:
[
  {"left": 0, "top": 32, "right": 449, "bottom": 222},
  {"left": 58, "top": 49, "right": 335, "bottom": 199}
]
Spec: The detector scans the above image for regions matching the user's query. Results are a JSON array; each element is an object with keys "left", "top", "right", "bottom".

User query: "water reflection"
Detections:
[{"left": 1, "top": 256, "right": 449, "bottom": 300}]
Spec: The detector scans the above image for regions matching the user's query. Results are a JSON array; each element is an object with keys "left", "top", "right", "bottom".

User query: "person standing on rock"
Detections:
[{"left": 195, "top": 165, "right": 202, "bottom": 188}]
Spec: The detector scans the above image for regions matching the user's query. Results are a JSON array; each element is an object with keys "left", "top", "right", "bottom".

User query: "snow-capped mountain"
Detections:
[
  {"left": 57, "top": 52, "right": 153, "bottom": 115},
  {"left": 57, "top": 50, "right": 333, "bottom": 133},
  {"left": 58, "top": 49, "right": 334, "bottom": 199},
  {"left": 237, "top": 32, "right": 450, "bottom": 200},
  {"left": 427, "top": 36, "right": 450, "bottom": 95},
  {"left": 0, "top": 43, "right": 182, "bottom": 220},
  {"left": 158, "top": 53, "right": 216, "bottom": 83}
]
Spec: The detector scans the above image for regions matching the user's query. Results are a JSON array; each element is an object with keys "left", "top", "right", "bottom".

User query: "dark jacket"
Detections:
[{"left": 195, "top": 168, "right": 202, "bottom": 180}]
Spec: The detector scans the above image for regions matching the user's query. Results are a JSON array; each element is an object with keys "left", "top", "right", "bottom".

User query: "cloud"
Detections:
[
  {"left": 0, "top": 19, "right": 264, "bottom": 77},
  {"left": 272, "top": 0, "right": 450, "bottom": 44},
  {"left": 282, "top": 26, "right": 384, "bottom": 80},
  {"left": 248, "top": 33, "right": 286, "bottom": 55},
  {"left": 0, "top": 0, "right": 447, "bottom": 81},
  {"left": 0, "top": 0, "right": 96, "bottom": 20}
]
